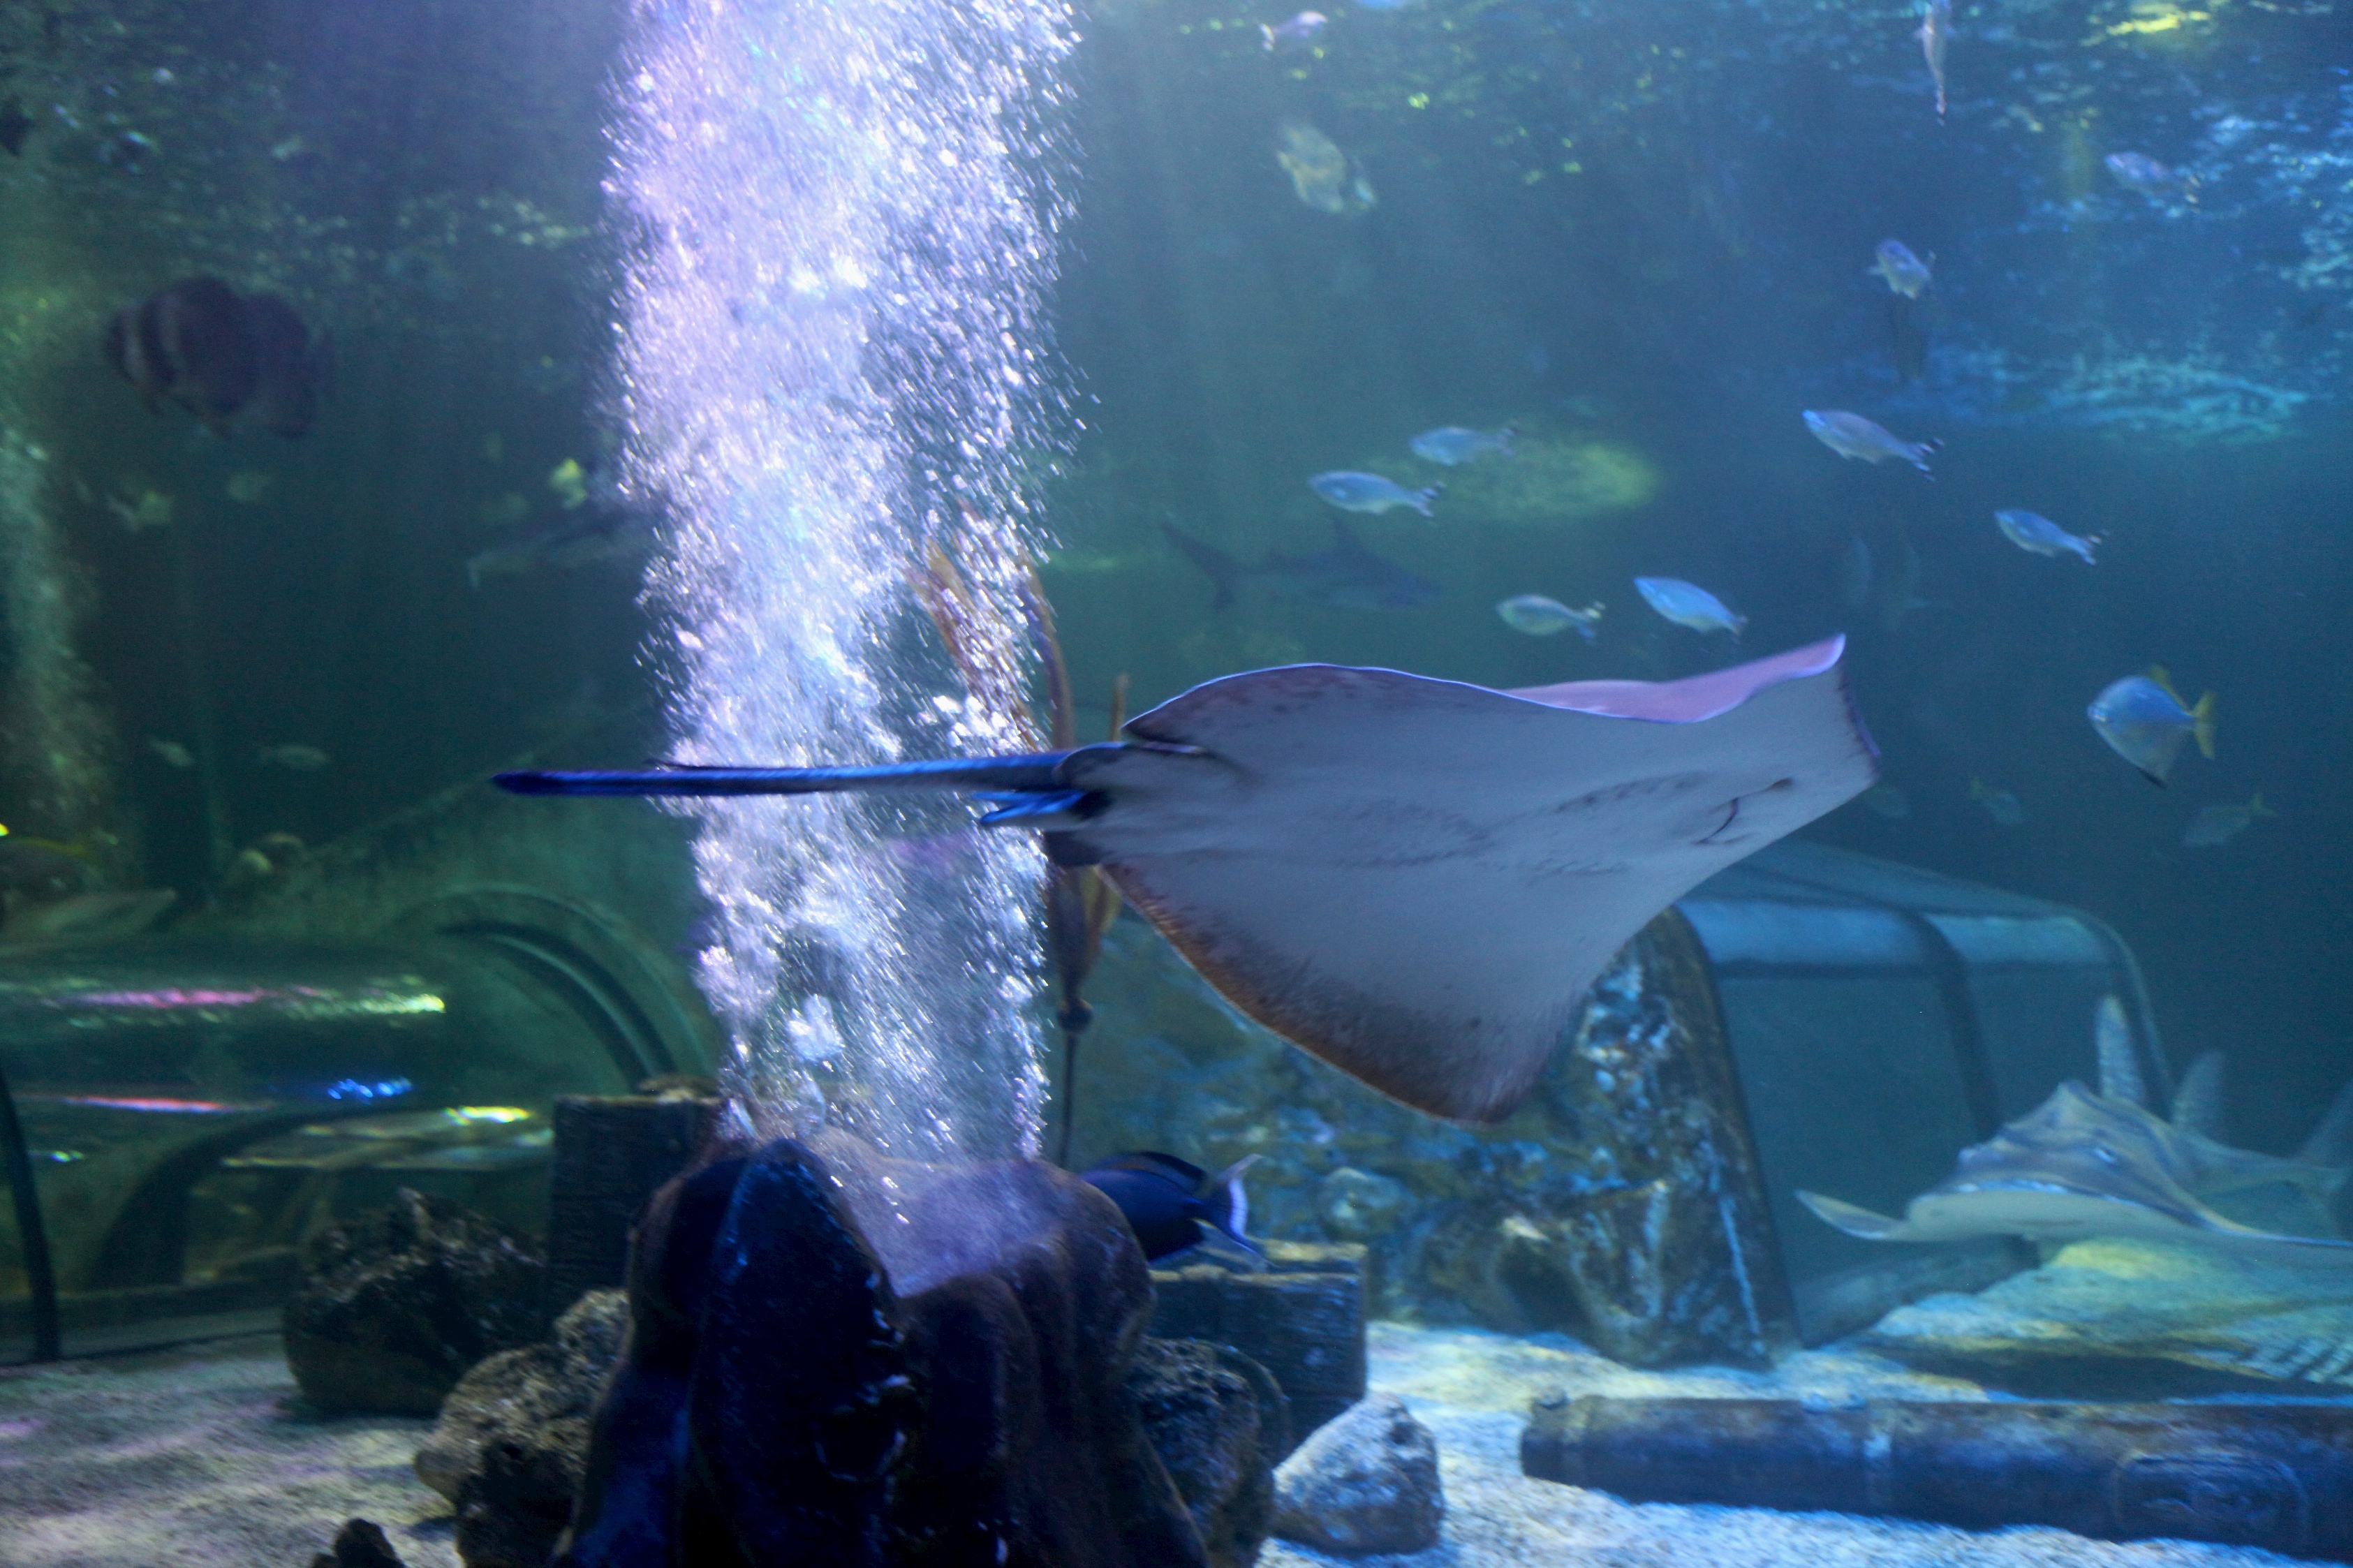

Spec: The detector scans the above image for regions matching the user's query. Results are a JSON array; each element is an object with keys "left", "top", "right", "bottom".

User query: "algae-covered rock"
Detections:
[
  {"left": 411, "top": 1288, "right": 628, "bottom": 1567},
  {"left": 304, "top": 1518, "right": 409, "bottom": 1568},
  {"left": 1072, "top": 909, "right": 1785, "bottom": 1368},
  {"left": 283, "top": 1188, "right": 552, "bottom": 1417},
  {"left": 1271, "top": 1393, "right": 1443, "bottom": 1556},
  {"left": 1315, "top": 1168, "right": 1410, "bottom": 1243},
  {"left": 1129, "top": 1338, "right": 1288, "bottom": 1568}
]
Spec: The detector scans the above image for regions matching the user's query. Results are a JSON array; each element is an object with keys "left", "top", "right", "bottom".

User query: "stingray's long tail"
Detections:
[{"left": 494, "top": 755, "right": 1073, "bottom": 797}]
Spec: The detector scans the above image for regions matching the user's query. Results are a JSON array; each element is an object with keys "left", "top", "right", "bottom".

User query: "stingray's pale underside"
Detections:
[{"left": 500, "top": 636, "right": 1876, "bottom": 1122}]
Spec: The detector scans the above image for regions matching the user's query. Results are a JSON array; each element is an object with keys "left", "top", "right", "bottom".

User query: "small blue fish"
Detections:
[
  {"left": 1804, "top": 410, "right": 1942, "bottom": 475},
  {"left": 1635, "top": 576, "right": 1746, "bottom": 637},
  {"left": 2088, "top": 669, "right": 2215, "bottom": 785},
  {"left": 1496, "top": 594, "right": 1602, "bottom": 639},
  {"left": 1410, "top": 425, "right": 1514, "bottom": 466},
  {"left": 1871, "top": 240, "right": 1933, "bottom": 299},
  {"left": 1082, "top": 1151, "right": 1260, "bottom": 1262},
  {"left": 1310, "top": 470, "right": 1441, "bottom": 517},
  {"left": 1994, "top": 510, "right": 2098, "bottom": 564}
]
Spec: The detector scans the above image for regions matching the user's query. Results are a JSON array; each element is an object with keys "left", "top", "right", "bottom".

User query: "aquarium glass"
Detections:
[{"left": 0, "top": 0, "right": 2350, "bottom": 1556}]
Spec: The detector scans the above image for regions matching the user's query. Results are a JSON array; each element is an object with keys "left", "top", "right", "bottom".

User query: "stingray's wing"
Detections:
[{"left": 1055, "top": 637, "right": 1874, "bottom": 1122}]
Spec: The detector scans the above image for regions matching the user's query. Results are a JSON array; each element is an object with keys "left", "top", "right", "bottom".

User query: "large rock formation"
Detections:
[
  {"left": 283, "top": 1188, "right": 552, "bottom": 1417},
  {"left": 549, "top": 1138, "right": 1212, "bottom": 1568},
  {"left": 420, "top": 1287, "right": 1285, "bottom": 1568},
  {"left": 1128, "top": 1338, "right": 1288, "bottom": 1568},
  {"left": 413, "top": 1289, "right": 629, "bottom": 1568},
  {"left": 1073, "top": 910, "right": 1791, "bottom": 1368}
]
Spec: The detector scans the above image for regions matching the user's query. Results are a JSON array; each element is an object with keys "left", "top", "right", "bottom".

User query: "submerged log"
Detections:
[{"left": 1523, "top": 1393, "right": 2353, "bottom": 1560}]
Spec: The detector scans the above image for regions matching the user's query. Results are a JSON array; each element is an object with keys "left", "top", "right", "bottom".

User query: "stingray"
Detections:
[
  {"left": 498, "top": 636, "right": 1875, "bottom": 1123},
  {"left": 1802, "top": 1000, "right": 2353, "bottom": 1252}
]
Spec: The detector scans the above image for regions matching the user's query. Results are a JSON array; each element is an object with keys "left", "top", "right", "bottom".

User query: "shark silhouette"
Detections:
[{"left": 1802, "top": 998, "right": 2353, "bottom": 1252}]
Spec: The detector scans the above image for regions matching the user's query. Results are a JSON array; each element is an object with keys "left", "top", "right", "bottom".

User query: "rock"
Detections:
[
  {"left": 412, "top": 1289, "right": 627, "bottom": 1567},
  {"left": 1314, "top": 1169, "right": 1410, "bottom": 1243},
  {"left": 1271, "top": 1394, "right": 1442, "bottom": 1557},
  {"left": 1128, "top": 1338, "right": 1288, "bottom": 1568},
  {"left": 307, "top": 1517, "right": 408, "bottom": 1568},
  {"left": 886, "top": 1157, "right": 1209, "bottom": 1568},
  {"left": 1072, "top": 910, "right": 1792, "bottom": 1367},
  {"left": 557, "top": 1139, "right": 1209, "bottom": 1568},
  {"left": 561, "top": 1139, "right": 917, "bottom": 1567},
  {"left": 283, "top": 1188, "right": 552, "bottom": 1417},
  {"left": 457, "top": 1436, "right": 582, "bottom": 1568}
]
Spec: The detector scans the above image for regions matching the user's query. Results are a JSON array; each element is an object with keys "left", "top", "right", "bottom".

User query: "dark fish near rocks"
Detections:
[
  {"left": 105, "top": 276, "right": 334, "bottom": 438},
  {"left": 1165, "top": 519, "right": 1438, "bottom": 612},
  {"left": 1083, "top": 1151, "right": 1260, "bottom": 1262}
]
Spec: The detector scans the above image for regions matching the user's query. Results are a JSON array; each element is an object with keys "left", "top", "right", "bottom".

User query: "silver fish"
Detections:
[
  {"left": 1917, "top": 0, "right": 1951, "bottom": 121},
  {"left": 1871, "top": 239, "right": 1933, "bottom": 298},
  {"left": 1260, "top": 10, "right": 1327, "bottom": 51},
  {"left": 2106, "top": 151, "right": 2191, "bottom": 203},
  {"left": 1993, "top": 510, "right": 2097, "bottom": 564},
  {"left": 1276, "top": 119, "right": 1373, "bottom": 216},
  {"left": 1496, "top": 595, "right": 1602, "bottom": 639},
  {"left": 1635, "top": 576, "right": 1745, "bottom": 637},
  {"left": 1309, "top": 470, "right": 1440, "bottom": 517},
  {"left": 2088, "top": 670, "right": 2213, "bottom": 785},
  {"left": 257, "top": 743, "right": 330, "bottom": 771},
  {"left": 1410, "top": 426, "right": 1514, "bottom": 466},
  {"left": 1804, "top": 409, "right": 1942, "bottom": 475}
]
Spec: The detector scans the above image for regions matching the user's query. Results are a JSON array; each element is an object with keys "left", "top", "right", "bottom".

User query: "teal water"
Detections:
[{"left": 0, "top": 0, "right": 2347, "bottom": 1356}]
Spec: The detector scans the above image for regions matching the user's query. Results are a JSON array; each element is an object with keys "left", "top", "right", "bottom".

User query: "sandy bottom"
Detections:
[
  {"left": 0, "top": 1323, "right": 2331, "bottom": 1568},
  {"left": 0, "top": 1334, "right": 459, "bottom": 1568},
  {"left": 1262, "top": 1322, "right": 2327, "bottom": 1568}
]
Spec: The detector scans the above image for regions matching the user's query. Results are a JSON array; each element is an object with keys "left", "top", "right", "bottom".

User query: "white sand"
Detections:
[
  {"left": 0, "top": 1322, "right": 2327, "bottom": 1568},
  {"left": 0, "top": 1334, "right": 459, "bottom": 1568}
]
